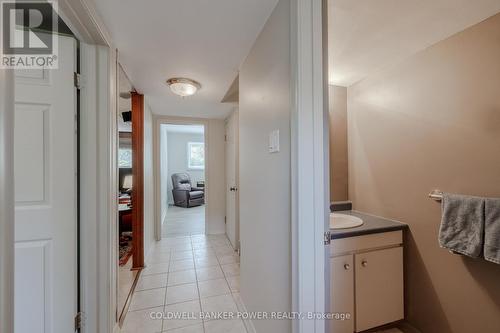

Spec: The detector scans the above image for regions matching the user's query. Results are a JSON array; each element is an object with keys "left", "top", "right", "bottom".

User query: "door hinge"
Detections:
[
  {"left": 324, "top": 231, "right": 331, "bottom": 245},
  {"left": 75, "top": 312, "right": 84, "bottom": 330},
  {"left": 224, "top": 216, "right": 227, "bottom": 224},
  {"left": 74, "top": 72, "right": 81, "bottom": 89}
]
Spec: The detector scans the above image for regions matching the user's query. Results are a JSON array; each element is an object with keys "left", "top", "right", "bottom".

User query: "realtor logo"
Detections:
[{"left": 1, "top": 1, "right": 58, "bottom": 68}]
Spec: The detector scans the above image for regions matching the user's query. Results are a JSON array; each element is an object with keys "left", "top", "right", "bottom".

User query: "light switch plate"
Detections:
[{"left": 269, "top": 129, "right": 280, "bottom": 153}]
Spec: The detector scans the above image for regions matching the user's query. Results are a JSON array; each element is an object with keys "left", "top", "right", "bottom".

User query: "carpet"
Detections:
[{"left": 119, "top": 235, "right": 133, "bottom": 266}]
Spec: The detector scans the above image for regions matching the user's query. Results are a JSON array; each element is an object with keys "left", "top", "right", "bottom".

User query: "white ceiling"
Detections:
[
  {"left": 92, "top": 0, "right": 278, "bottom": 118},
  {"left": 329, "top": 0, "right": 500, "bottom": 87},
  {"left": 163, "top": 124, "right": 204, "bottom": 135}
]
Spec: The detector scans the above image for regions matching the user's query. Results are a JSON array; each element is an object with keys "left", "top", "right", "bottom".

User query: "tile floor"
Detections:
[
  {"left": 121, "top": 234, "right": 245, "bottom": 333},
  {"left": 122, "top": 233, "right": 405, "bottom": 333},
  {"left": 162, "top": 205, "right": 205, "bottom": 237}
]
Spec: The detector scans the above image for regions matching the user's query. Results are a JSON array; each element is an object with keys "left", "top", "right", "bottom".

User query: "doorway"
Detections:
[
  {"left": 160, "top": 123, "right": 207, "bottom": 237},
  {"left": 116, "top": 65, "right": 140, "bottom": 324}
]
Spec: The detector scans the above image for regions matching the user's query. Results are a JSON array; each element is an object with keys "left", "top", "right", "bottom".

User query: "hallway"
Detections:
[{"left": 121, "top": 234, "right": 243, "bottom": 332}]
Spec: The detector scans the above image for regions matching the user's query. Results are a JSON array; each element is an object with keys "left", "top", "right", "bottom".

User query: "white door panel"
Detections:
[{"left": 14, "top": 36, "right": 77, "bottom": 333}]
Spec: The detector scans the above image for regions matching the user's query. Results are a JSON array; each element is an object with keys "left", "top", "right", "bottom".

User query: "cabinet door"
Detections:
[
  {"left": 330, "top": 255, "right": 354, "bottom": 333},
  {"left": 355, "top": 247, "right": 404, "bottom": 332}
]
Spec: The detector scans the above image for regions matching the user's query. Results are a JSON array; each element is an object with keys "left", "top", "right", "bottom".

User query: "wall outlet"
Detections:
[{"left": 269, "top": 129, "right": 280, "bottom": 153}]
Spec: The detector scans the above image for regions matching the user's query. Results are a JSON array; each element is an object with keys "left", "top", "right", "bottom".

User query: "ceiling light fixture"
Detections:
[{"left": 166, "top": 78, "right": 201, "bottom": 97}]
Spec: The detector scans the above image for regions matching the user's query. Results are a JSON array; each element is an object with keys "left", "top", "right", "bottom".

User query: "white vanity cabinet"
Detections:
[{"left": 330, "top": 231, "right": 404, "bottom": 333}]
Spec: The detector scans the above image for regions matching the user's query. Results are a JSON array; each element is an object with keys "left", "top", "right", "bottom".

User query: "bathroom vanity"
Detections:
[{"left": 329, "top": 211, "right": 407, "bottom": 333}]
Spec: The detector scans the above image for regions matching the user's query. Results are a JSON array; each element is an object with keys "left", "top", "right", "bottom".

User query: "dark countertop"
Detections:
[{"left": 330, "top": 210, "right": 407, "bottom": 240}]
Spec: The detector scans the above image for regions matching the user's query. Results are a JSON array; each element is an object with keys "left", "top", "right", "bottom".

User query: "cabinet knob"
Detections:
[
  {"left": 361, "top": 260, "right": 368, "bottom": 267},
  {"left": 343, "top": 264, "right": 350, "bottom": 270}
]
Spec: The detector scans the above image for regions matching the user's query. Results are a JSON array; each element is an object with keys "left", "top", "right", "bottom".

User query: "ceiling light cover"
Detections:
[{"left": 166, "top": 78, "right": 201, "bottom": 97}]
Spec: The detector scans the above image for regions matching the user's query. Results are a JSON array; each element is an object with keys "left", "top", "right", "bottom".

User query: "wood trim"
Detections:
[{"left": 131, "top": 92, "right": 145, "bottom": 269}]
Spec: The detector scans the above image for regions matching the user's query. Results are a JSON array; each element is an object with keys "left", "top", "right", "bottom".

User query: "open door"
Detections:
[
  {"left": 131, "top": 92, "right": 145, "bottom": 269},
  {"left": 225, "top": 110, "right": 239, "bottom": 250},
  {"left": 14, "top": 35, "right": 79, "bottom": 332}
]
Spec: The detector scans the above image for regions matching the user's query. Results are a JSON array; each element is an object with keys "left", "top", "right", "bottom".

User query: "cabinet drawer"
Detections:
[
  {"left": 330, "top": 231, "right": 402, "bottom": 256},
  {"left": 355, "top": 246, "right": 404, "bottom": 332}
]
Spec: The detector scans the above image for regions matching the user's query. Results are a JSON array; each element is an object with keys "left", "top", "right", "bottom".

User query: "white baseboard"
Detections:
[
  {"left": 232, "top": 293, "right": 256, "bottom": 333},
  {"left": 161, "top": 209, "right": 167, "bottom": 226}
]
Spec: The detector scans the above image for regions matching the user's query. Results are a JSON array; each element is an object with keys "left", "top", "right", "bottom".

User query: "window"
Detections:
[
  {"left": 188, "top": 142, "right": 205, "bottom": 170},
  {"left": 119, "top": 148, "right": 132, "bottom": 168}
]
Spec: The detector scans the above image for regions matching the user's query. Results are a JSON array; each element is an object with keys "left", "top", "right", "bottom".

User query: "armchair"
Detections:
[{"left": 171, "top": 173, "right": 205, "bottom": 208}]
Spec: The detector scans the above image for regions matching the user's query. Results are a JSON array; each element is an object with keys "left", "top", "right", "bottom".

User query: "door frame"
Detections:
[
  {"left": 224, "top": 109, "right": 240, "bottom": 250},
  {"left": 56, "top": 1, "right": 120, "bottom": 333},
  {"left": 153, "top": 116, "right": 210, "bottom": 241},
  {"left": 290, "top": 1, "right": 329, "bottom": 333},
  {"left": 0, "top": 68, "right": 15, "bottom": 333}
]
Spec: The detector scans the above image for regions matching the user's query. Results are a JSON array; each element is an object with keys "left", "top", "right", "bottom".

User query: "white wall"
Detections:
[
  {"left": 160, "top": 126, "right": 169, "bottom": 226},
  {"left": 239, "top": 0, "right": 291, "bottom": 332},
  {"left": 143, "top": 102, "right": 155, "bottom": 258},
  {"left": 206, "top": 119, "right": 226, "bottom": 235},
  {"left": 166, "top": 132, "right": 205, "bottom": 204}
]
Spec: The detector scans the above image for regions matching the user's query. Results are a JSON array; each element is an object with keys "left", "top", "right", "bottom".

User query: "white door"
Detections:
[
  {"left": 225, "top": 111, "right": 239, "bottom": 249},
  {"left": 14, "top": 36, "right": 78, "bottom": 333}
]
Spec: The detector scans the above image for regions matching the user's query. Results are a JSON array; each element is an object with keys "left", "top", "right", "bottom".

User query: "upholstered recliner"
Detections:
[{"left": 171, "top": 173, "right": 205, "bottom": 208}]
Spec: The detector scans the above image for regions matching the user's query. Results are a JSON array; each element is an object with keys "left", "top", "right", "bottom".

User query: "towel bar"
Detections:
[{"left": 429, "top": 190, "right": 443, "bottom": 202}]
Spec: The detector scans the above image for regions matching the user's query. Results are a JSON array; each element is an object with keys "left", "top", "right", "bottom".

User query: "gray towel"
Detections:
[
  {"left": 438, "top": 193, "right": 485, "bottom": 258},
  {"left": 484, "top": 198, "right": 500, "bottom": 264}
]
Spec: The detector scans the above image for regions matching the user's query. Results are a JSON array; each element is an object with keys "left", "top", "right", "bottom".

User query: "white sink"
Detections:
[{"left": 330, "top": 213, "right": 364, "bottom": 230}]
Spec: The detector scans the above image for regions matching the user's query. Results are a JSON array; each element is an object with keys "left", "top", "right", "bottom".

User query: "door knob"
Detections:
[
  {"left": 361, "top": 260, "right": 368, "bottom": 267},
  {"left": 344, "top": 264, "right": 350, "bottom": 270}
]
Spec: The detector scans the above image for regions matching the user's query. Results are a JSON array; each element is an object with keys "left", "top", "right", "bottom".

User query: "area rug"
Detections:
[{"left": 119, "top": 235, "right": 133, "bottom": 266}]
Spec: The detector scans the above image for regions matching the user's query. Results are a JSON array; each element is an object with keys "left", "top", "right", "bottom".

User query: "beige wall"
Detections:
[
  {"left": 166, "top": 132, "right": 205, "bottom": 204},
  {"left": 143, "top": 103, "right": 155, "bottom": 258},
  {"left": 206, "top": 119, "right": 227, "bottom": 235},
  {"left": 348, "top": 13, "right": 500, "bottom": 333},
  {"left": 239, "top": 0, "right": 291, "bottom": 331},
  {"left": 329, "top": 85, "right": 348, "bottom": 202}
]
